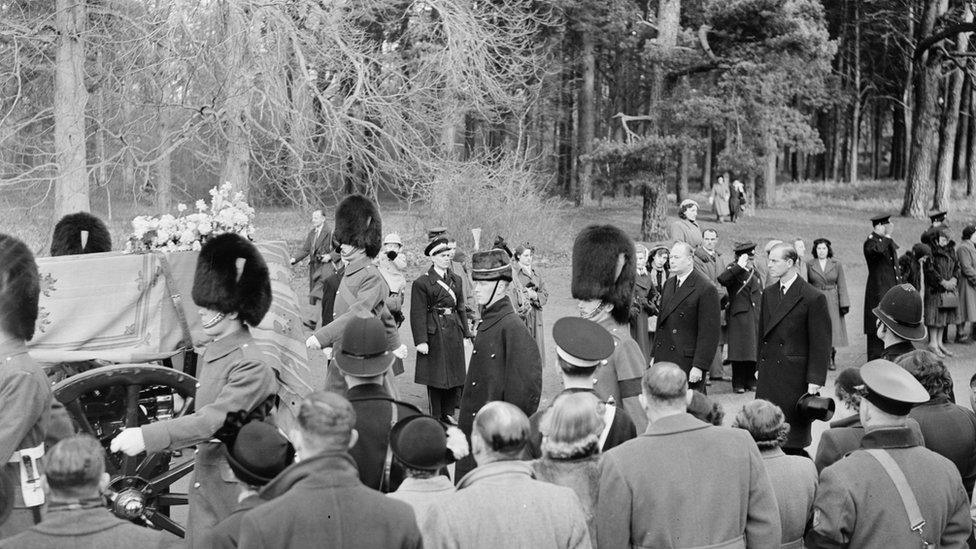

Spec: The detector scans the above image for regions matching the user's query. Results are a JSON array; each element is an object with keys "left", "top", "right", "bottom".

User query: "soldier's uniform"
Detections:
[
  {"left": 807, "top": 359, "right": 971, "bottom": 548},
  {"left": 863, "top": 214, "right": 900, "bottom": 360},
  {"left": 0, "top": 235, "right": 53, "bottom": 539},
  {"left": 718, "top": 241, "right": 764, "bottom": 392}
]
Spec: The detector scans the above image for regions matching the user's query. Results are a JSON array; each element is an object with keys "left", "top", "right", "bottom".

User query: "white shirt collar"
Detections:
[
  {"left": 780, "top": 271, "right": 799, "bottom": 293},
  {"left": 677, "top": 271, "right": 691, "bottom": 287}
]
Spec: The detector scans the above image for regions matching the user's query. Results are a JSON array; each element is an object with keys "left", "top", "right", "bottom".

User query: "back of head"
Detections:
[
  {"left": 297, "top": 391, "right": 356, "bottom": 451},
  {"left": 895, "top": 349, "right": 952, "bottom": 399},
  {"left": 473, "top": 401, "right": 530, "bottom": 459},
  {"left": 0, "top": 234, "right": 40, "bottom": 341},
  {"left": 51, "top": 212, "right": 112, "bottom": 256},
  {"left": 642, "top": 362, "right": 688, "bottom": 406},
  {"left": 835, "top": 367, "right": 863, "bottom": 411},
  {"left": 732, "top": 400, "right": 789, "bottom": 450},
  {"left": 540, "top": 392, "right": 604, "bottom": 460},
  {"left": 45, "top": 435, "right": 106, "bottom": 499}
]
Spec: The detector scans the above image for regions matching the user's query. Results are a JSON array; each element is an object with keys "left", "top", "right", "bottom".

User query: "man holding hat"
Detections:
[
  {"left": 206, "top": 416, "right": 296, "bottom": 549},
  {"left": 525, "top": 317, "right": 638, "bottom": 458},
  {"left": 864, "top": 214, "right": 901, "bottom": 360},
  {"left": 455, "top": 248, "right": 542, "bottom": 481},
  {"left": 410, "top": 237, "right": 472, "bottom": 423},
  {"left": 571, "top": 224, "right": 648, "bottom": 432},
  {"left": 807, "top": 359, "right": 970, "bottom": 548},
  {"left": 336, "top": 315, "right": 423, "bottom": 492},
  {"left": 874, "top": 283, "right": 927, "bottom": 362},
  {"left": 719, "top": 241, "right": 765, "bottom": 393}
]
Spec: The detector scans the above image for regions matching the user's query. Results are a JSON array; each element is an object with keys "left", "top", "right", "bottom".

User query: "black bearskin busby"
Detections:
[
  {"left": 0, "top": 234, "right": 40, "bottom": 341},
  {"left": 50, "top": 212, "right": 112, "bottom": 256},
  {"left": 333, "top": 194, "right": 382, "bottom": 258},
  {"left": 571, "top": 225, "right": 636, "bottom": 324},
  {"left": 192, "top": 233, "right": 271, "bottom": 327}
]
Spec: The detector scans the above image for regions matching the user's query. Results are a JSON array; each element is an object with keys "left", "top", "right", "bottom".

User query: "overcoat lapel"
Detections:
[
  {"left": 764, "top": 278, "right": 804, "bottom": 336},
  {"left": 659, "top": 273, "right": 696, "bottom": 322}
]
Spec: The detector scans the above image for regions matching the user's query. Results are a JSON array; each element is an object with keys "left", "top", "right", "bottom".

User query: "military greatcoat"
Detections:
[
  {"left": 594, "top": 315, "right": 648, "bottom": 434},
  {"left": 718, "top": 263, "right": 763, "bottom": 362},
  {"left": 863, "top": 232, "right": 899, "bottom": 335},
  {"left": 141, "top": 328, "right": 277, "bottom": 548},
  {"left": 410, "top": 267, "right": 470, "bottom": 390}
]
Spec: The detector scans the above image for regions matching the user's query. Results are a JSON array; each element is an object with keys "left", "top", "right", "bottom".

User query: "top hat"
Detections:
[
  {"left": 192, "top": 233, "right": 271, "bottom": 327},
  {"left": 333, "top": 315, "right": 394, "bottom": 377},
  {"left": 389, "top": 415, "right": 453, "bottom": 471},
  {"left": 795, "top": 394, "right": 835, "bottom": 422},
  {"left": 334, "top": 194, "right": 383, "bottom": 258},
  {"left": 225, "top": 421, "right": 295, "bottom": 486},
  {"left": 571, "top": 225, "right": 636, "bottom": 324},
  {"left": 873, "top": 283, "right": 927, "bottom": 341},
  {"left": 0, "top": 234, "right": 40, "bottom": 341},
  {"left": 51, "top": 212, "right": 112, "bottom": 256},
  {"left": 860, "top": 359, "right": 929, "bottom": 416},
  {"left": 733, "top": 241, "right": 757, "bottom": 256},
  {"left": 552, "top": 317, "right": 614, "bottom": 368},
  {"left": 471, "top": 249, "right": 513, "bottom": 282}
]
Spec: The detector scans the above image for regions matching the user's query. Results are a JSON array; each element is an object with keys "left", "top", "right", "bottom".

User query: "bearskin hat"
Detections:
[
  {"left": 192, "top": 233, "right": 271, "bottom": 327},
  {"left": 333, "top": 194, "right": 382, "bottom": 258},
  {"left": 50, "top": 212, "right": 112, "bottom": 256},
  {"left": 571, "top": 225, "right": 636, "bottom": 324},
  {"left": 0, "top": 234, "right": 40, "bottom": 341}
]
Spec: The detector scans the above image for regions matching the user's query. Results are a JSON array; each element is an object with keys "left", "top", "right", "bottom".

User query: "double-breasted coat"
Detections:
[
  {"left": 0, "top": 340, "right": 53, "bottom": 539},
  {"left": 718, "top": 263, "right": 764, "bottom": 362},
  {"left": 629, "top": 270, "right": 655, "bottom": 360},
  {"left": 755, "top": 277, "right": 831, "bottom": 449},
  {"left": 956, "top": 239, "right": 976, "bottom": 321},
  {"left": 863, "top": 232, "right": 900, "bottom": 335},
  {"left": 141, "top": 328, "right": 277, "bottom": 548},
  {"left": 410, "top": 267, "right": 470, "bottom": 389},
  {"left": 294, "top": 225, "right": 339, "bottom": 302},
  {"left": 807, "top": 258, "right": 850, "bottom": 347},
  {"left": 652, "top": 269, "right": 721, "bottom": 379},
  {"left": 455, "top": 298, "right": 542, "bottom": 480}
]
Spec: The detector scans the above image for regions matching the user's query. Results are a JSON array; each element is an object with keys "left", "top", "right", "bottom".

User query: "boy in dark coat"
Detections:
[{"left": 455, "top": 248, "right": 542, "bottom": 481}]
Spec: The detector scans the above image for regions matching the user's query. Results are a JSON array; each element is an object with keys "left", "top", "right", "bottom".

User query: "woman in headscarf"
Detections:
[
  {"left": 807, "top": 238, "right": 850, "bottom": 370},
  {"left": 669, "top": 199, "right": 703, "bottom": 248},
  {"left": 510, "top": 242, "right": 548, "bottom": 364},
  {"left": 646, "top": 244, "right": 670, "bottom": 348},
  {"left": 629, "top": 244, "right": 655, "bottom": 360},
  {"left": 922, "top": 226, "right": 959, "bottom": 357}
]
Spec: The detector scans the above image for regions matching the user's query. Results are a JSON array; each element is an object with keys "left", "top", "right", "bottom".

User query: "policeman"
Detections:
[
  {"left": 873, "top": 284, "right": 927, "bottom": 362},
  {"left": 807, "top": 359, "right": 970, "bottom": 548}
]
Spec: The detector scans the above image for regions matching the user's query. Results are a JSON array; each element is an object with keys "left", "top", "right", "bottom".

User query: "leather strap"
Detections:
[
  {"left": 379, "top": 401, "right": 399, "bottom": 492},
  {"left": 865, "top": 449, "right": 928, "bottom": 543},
  {"left": 156, "top": 252, "right": 193, "bottom": 348}
]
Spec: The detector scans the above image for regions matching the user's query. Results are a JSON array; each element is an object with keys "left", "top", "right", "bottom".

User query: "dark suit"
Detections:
[
  {"left": 345, "top": 384, "right": 422, "bottom": 493},
  {"left": 863, "top": 232, "right": 899, "bottom": 359},
  {"left": 294, "top": 225, "right": 339, "bottom": 302},
  {"left": 652, "top": 269, "right": 721, "bottom": 392},
  {"left": 756, "top": 275, "right": 831, "bottom": 450}
]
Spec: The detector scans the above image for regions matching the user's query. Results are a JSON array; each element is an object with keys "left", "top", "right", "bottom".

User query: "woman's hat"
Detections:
[
  {"left": 333, "top": 315, "right": 394, "bottom": 377},
  {"left": 679, "top": 199, "right": 699, "bottom": 210},
  {"left": 389, "top": 415, "right": 452, "bottom": 471},
  {"left": 384, "top": 233, "right": 403, "bottom": 246},
  {"left": 873, "top": 284, "right": 927, "bottom": 341}
]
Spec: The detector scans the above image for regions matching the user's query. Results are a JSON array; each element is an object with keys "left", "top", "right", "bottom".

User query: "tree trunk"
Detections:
[
  {"left": 219, "top": 1, "right": 252, "bottom": 197},
  {"left": 640, "top": 175, "right": 669, "bottom": 240},
  {"left": 676, "top": 146, "right": 690, "bottom": 201},
  {"left": 54, "top": 0, "right": 90, "bottom": 218},
  {"left": 757, "top": 133, "right": 776, "bottom": 206},
  {"left": 903, "top": 0, "right": 945, "bottom": 217},
  {"left": 933, "top": 3, "right": 972, "bottom": 210},
  {"left": 872, "top": 102, "right": 883, "bottom": 180},
  {"left": 831, "top": 106, "right": 844, "bottom": 181},
  {"left": 954, "top": 76, "right": 970, "bottom": 181},
  {"left": 577, "top": 33, "right": 596, "bottom": 206},
  {"left": 848, "top": 0, "right": 861, "bottom": 184},
  {"left": 891, "top": 101, "right": 906, "bottom": 178},
  {"left": 968, "top": 85, "right": 976, "bottom": 196},
  {"left": 702, "top": 127, "right": 713, "bottom": 189}
]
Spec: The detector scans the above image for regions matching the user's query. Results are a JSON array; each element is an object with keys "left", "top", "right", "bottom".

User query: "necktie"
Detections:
[{"left": 781, "top": 284, "right": 788, "bottom": 296}]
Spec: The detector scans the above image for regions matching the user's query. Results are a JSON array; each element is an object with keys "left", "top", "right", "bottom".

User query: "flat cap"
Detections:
[
  {"left": 860, "top": 359, "right": 929, "bottom": 416},
  {"left": 552, "top": 317, "right": 614, "bottom": 367}
]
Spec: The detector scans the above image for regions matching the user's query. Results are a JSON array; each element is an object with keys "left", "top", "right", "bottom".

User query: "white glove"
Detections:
[
  {"left": 306, "top": 335, "right": 321, "bottom": 349},
  {"left": 322, "top": 347, "right": 334, "bottom": 360},
  {"left": 416, "top": 343, "right": 429, "bottom": 355},
  {"left": 110, "top": 428, "right": 146, "bottom": 456},
  {"left": 445, "top": 426, "right": 470, "bottom": 461},
  {"left": 807, "top": 384, "right": 820, "bottom": 395},
  {"left": 392, "top": 344, "right": 408, "bottom": 360},
  {"left": 689, "top": 367, "right": 703, "bottom": 384}
]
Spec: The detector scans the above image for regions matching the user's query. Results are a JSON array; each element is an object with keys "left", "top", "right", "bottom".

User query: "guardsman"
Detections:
[
  {"left": 874, "top": 283, "right": 926, "bottom": 362},
  {"left": 0, "top": 235, "right": 54, "bottom": 539},
  {"left": 718, "top": 241, "right": 764, "bottom": 393},
  {"left": 571, "top": 224, "right": 648, "bottom": 432},
  {"left": 455, "top": 248, "right": 542, "bottom": 481},
  {"left": 111, "top": 233, "right": 278, "bottom": 547},
  {"left": 807, "top": 359, "right": 970, "bottom": 548},
  {"left": 864, "top": 214, "right": 900, "bottom": 360},
  {"left": 525, "top": 317, "right": 637, "bottom": 459}
]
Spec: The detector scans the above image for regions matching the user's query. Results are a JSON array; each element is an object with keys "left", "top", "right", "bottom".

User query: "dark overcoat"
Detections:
[
  {"left": 346, "top": 383, "right": 422, "bottom": 493},
  {"left": 410, "top": 267, "right": 469, "bottom": 389},
  {"left": 652, "top": 269, "right": 721, "bottom": 376},
  {"left": 755, "top": 277, "right": 831, "bottom": 449},
  {"left": 629, "top": 271, "right": 655, "bottom": 360},
  {"left": 717, "top": 263, "right": 763, "bottom": 362},
  {"left": 455, "top": 298, "right": 541, "bottom": 480},
  {"left": 239, "top": 452, "right": 422, "bottom": 549},
  {"left": 294, "top": 225, "right": 339, "bottom": 300},
  {"left": 204, "top": 494, "right": 263, "bottom": 549},
  {"left": 862, "top": 232, "right": 899, "bottom": 334},
  {"left": 909, "top": 395, "right": 976, "bottom": 498}
]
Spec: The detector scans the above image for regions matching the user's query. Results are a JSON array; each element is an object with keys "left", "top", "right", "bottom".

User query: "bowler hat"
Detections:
[
  {"left": 333, "top": 315, "right": 394, "bottom": 377},
  {"left": 427, "top": 227, "right": 449, "bottom": 240},
  {"left": 225, "top": 421, "right": 295, "bottom": 486},
  {"left": 929, "top": 210, "right": 947, "bottom": 223},
  {"left": 873, "top": 283, "right": 927, "bottom": 341},
  {"left": 795, "top": 394, "right": 835, "bottom": 422},
  {"left": 389, "top": 415, "right": 452, "bottom": 471},
  {"left": 471, "top": 249, "right": 513, "bottom": 282}
]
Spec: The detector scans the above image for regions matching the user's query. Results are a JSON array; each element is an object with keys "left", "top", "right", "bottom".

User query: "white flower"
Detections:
[
  {"left": 155, "top": 230, "right": 171, "bottom": 246},
  {"left": 177, "top": 203, "right": 188, "bottom": 213},
  {"left": 191, "top": 241, "right": 202, "bottom": 251},
  {"left": 198, "top": 221, "right": 213, "bottom": 235},
  {"left": 195, "top": 199, "right": 208, "bottom": 212},
  {"left": 179, "top": 229, "right": 196, "bottom": 244}
]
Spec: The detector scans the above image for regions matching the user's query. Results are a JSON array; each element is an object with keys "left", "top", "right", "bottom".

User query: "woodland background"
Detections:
[{"left": 2, "top": 0, "right": 975, "bottom": 242}]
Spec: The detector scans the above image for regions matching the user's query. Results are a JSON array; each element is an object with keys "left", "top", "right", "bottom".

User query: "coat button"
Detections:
[
  {"left": 669, "top": 346, "right": 675, "bottom": 351},
  {"left": 672, "top": 329, "right": 677, "bottom": 334},
  {"left": 195, "top": 383, "right": 201, "bottom": 388},
  {"left": 472, "top": 382, "right": 477, "bottom": 386},
  {"left": 472, "top": 350, "right": 477, "bottom": 354},
  {"left": 490, "top": 354, "right": 496, "bottom": 358},
  {"left": 193, "top": 482, "right": 201, "bottom": 489}
]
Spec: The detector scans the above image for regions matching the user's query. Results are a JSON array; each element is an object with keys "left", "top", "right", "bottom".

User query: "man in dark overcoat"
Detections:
[
  {"left": 455, "top": 248, "right": 542, "bottom": 482},
  {"left": 291, "top": 209, "right": 340, "bottom": 310},
  {"left": 864, "top": 214, "right": 900, "bottom": 360},
  {"left": 653, "top": 241, "right": 721, "bottom": 394},
  {"left": 410, "top": 237, "right": 471, "bottom": 422},
  {"left": 718, "top": 241, "right": 764, "bottom": 393},
  {"left": 756, "top": 243, "right": 831, "bottom": 455}
]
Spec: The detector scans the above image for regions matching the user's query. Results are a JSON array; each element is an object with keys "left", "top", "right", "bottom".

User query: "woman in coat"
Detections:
[
  {"left": 807, "top": 238, "right": 850, "bottom": 369},
  {"left": 922, "top": 226, "right": 959, "bottom": 357},
  {"left": 411, "top": 237, "right": 471, "bottom": 423},
  {"left": 729, "top": 180, "right": 746, "bottom": 222},
  {"left": 669, "top": 199, "right": 703, "bottom": 248},
  {"left": 955, "top": 224, "right": 976, "bottom": 343},
  {"left": 733, "top": 400, "right": 817, "bottom": 549},
  {"left": 510, "top": 243, "right": 548, "bottom": 365},
  {"left": 710, "top": 176, "right": 731, "bottom": 222},
  {"left": 630, "top": 244, "right": 655, "bottom": 360},
  {"left": 646, "top": 244, "right": 670, "bottom": 347}
]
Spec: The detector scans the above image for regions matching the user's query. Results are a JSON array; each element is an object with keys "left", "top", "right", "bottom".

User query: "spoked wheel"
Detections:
[{"left": 53, "top": 364, "right": 198, "bottom": 538}]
